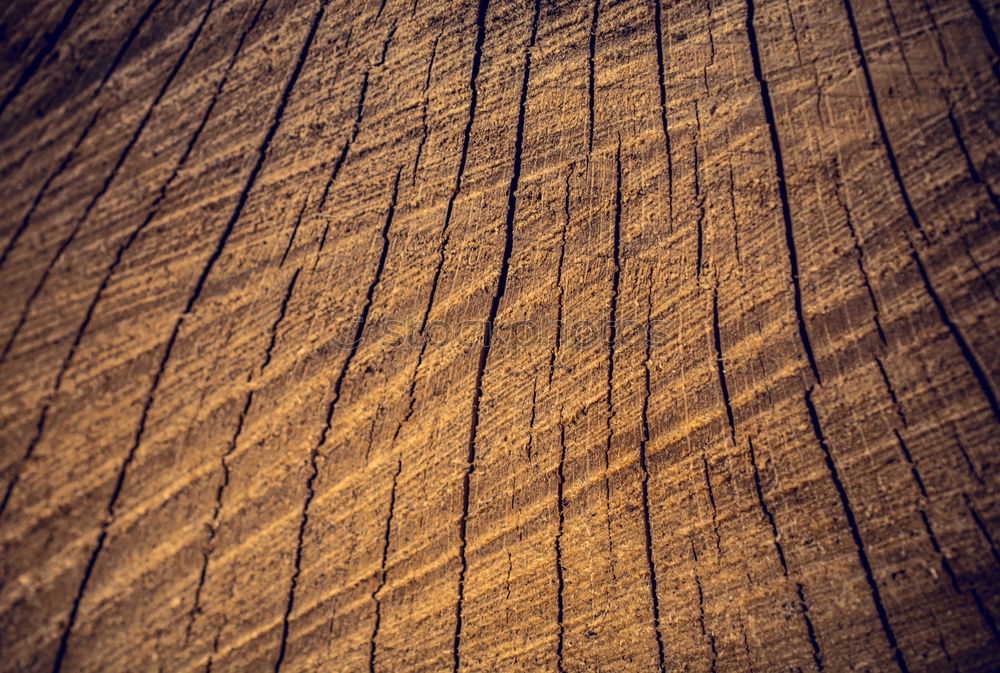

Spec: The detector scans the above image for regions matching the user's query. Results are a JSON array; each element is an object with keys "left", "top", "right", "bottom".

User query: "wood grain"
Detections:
[{"left": 0, "top": 0, "right": 998, "bottom": 671}]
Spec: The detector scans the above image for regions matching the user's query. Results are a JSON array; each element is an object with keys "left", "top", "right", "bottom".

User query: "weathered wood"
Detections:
[{"left": 0, "top": 0, "right": 998, "bottom": 671}]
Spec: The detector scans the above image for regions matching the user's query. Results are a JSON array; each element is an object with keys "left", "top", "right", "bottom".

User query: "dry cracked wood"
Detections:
[{"left": 0, "top": 0, "right": 998, "bottom": 671}]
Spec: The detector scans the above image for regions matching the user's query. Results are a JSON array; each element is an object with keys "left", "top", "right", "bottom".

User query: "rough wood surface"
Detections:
[{"left": 1, "top": 0, "right": 999, "bottom": 671}]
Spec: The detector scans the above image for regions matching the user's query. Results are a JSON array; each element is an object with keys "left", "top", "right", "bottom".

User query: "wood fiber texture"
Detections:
[{"left": 0, "top": 0, "right": 999, "bottom": 671}]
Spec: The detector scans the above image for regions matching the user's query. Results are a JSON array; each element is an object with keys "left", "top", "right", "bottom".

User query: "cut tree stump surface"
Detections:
[{"left": 1, "top": 0, "right": 999, "bottom": 671}]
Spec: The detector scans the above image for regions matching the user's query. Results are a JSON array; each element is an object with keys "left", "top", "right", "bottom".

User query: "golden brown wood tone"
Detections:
[{"left": 1, "top": 0, "right": 999, "bottom": 671}]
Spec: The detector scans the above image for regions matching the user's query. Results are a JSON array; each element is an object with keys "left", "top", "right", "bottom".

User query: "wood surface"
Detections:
[{"left": 1, "top": 0, "right": 999, "bottom": 671}]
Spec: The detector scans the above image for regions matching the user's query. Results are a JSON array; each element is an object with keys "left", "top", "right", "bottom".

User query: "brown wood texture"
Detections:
[{"left": 1, "top": 0, "right": 999, "bottom": 671}]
